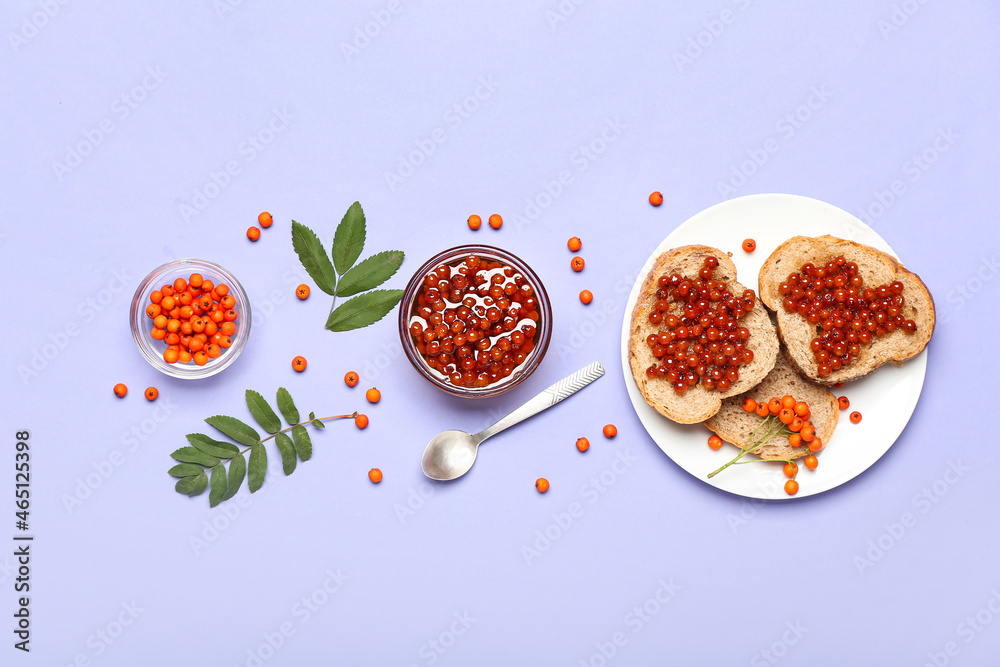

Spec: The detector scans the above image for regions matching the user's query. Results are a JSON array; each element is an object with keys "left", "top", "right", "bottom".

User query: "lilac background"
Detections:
[{"left": 2, "top": 1, "right": 998, "bottom": 665}]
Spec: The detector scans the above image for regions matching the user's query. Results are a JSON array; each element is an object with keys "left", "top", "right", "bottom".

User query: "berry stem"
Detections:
[
  {"left": 707, "top": 416, "right": 791, "bottom": 479},
  {"left": 210, "top": 412, "right": 359, "bottom": 470}
]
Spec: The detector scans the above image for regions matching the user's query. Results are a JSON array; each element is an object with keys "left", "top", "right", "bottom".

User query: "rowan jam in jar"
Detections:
[
  {"left": 778, "top": 255, "right": 916, "bottom": 377},
  {"left": 407, "top": 254, "right": 541, "bottom": 388},
  {"left": 644, "top": 256, "right": 757, "bottom": 394}
]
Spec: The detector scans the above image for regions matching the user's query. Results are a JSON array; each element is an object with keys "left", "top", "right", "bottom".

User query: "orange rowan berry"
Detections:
[
  {"left": 173, "top": 277, "right": 187, "bottom": 292},
  {"left": 649, "top": 191, "right": 663, "bottom": 206},
  {"left": 778, "top": 407, "right": 795, "bottom": 424},
  {"left": 708, "top": 434, "right": 723, "bottom": 450},
  {"left": 768, "top": 397, "right": 782, "bottom": 414},
  {"left": 150, "top": 290, "right": 163, "bottom": 304},
  {"left": 365, "top": 388, "right": 381, "bottom": 403},
  {"left": 571, "top": 257, "right": 585, "bottom": 272},
  {"left": 178, "top": 350, "right": 192, "bottom": 363},
  {"left": 488, "top": 214, "right": 503, "bottom": 229},
  {"left": 579, "top": 290, "right": 593, "bottom": 304},
  {"left": 576, "top": 437, "right": 590, "bottom": 452},
  {"left": 808, "top": 437, "right": 823, "bottom": 453},
  {"left": 215, "top": 284, "right": 229, "bottom": 297},
  {"left": 145, "top": 304, "right": 160, "bottom": 319},
  {"left": 296, "top": 284, "right": 310, "bottom": 300},
  {"left": 247, "top": 226, "right": 260, "bottom": 241},
  {"left": 258, "top": 211, "right": 273, "bottom": 228},
  {"left": 150, "top": 327, "right": 166, "bottom": 341},
  {"left": 220, "top": 321, "right": 236, "bottom": 336},
  {"left": 200, "top": 279, "right": 214, "bottom": 293},
  {"left": 145, "top": 387, "right": 158, "bottom": 401},
  {"left": 467, "top": 215, "right": 482, "bottom": 230},
  {"left": 784, "top": 479, "right": 799, "bottom": 495},
  {"left": 800, "top": 424, "right": 816, "bottom": 443},
  {"left": 742, "top": 238, "right": 756, "bottom": 253},
  {"left": 850, "top": 411, "right": 862, "bottom": 424},
  {"left": 755, "top": 402, "right": 770, "bottom": 418},
  {"left": 794, "top": 401, "right": 809, "bottom": 417},
  {"left": 189, "top": 273, "right": 203, "bottom": 288},
  {"left": 113, "top": 383, "right": 127, "bottom": 398},
  {"left": 838, "top": 396, "right": 850, "bottom": 410},
  {"left": 224, "top": 309, "right": 238, "bottom": 322},
  {"left": 368, "top": 468, "right": 382, "bottom": 483},
  {"left": 193, "top": 351, "right": 208, "bottom": 366},
  {"left": 783, "top": 462, "right": 798, "bottom": 478},
  {"left": 163, "top": 348, "right": 179, "bottom": 364},
  {"left": 743, "top": 397, "right": 757, "bottom": 413},
  {"left": 788, "top": 433, "right": 802, "bottom": 447},
  {"left": 292, "top": 356, "right": 307, "bottom": 372},
  {"left": 345, "top": 371, "right": 359, "bottom": 387},
  {"left": 535, "top": 478, "right": 549, "bottom": 493},
  {"left": 205, "top": 344, "right": 221, "bottom": 359},
  {"left": 804, "top": 455, "right": 818, "bottom": 470},
  {"left": 603, "top": 424, "right": 617, "bottom": 438},
  {"left": 567, "top": 237, "right": 582, "bottom": 252},
  {"left": 355, "top": 414, "right": 369, "bottom": 429},
  {"left": 781, "top": 395, "right": 796, "bottom": 410}
]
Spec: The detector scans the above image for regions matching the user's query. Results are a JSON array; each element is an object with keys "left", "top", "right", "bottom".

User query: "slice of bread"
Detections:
[
  {"left": 704, "top": 351, "right": 838, "bottom": 461},
  {"left": 628, "top": 245, "right": 779, "bottom": 424},
  {"left": 758, "top": 235, "right": 935, "bottom": 385}
]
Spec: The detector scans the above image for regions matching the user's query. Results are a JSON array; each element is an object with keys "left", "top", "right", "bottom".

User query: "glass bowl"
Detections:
[
  {"left": 398, "top": 244, "right": 552, "bottom": 399},
  {"left": 130, "top": 259, "right": 252, "bottom": 379}
]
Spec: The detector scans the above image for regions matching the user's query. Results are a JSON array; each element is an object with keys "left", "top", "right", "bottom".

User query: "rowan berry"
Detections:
[
  {"left": 579, "top": 290, "right": 593, "bottom": 304},
  {"left": 535, "top": 478, "right": 549, "bottom": 493},
  {"left": 838, "top": 396, "right": 850, "bottom": 410},
  {"left": 850, "top": 411, "right": 862, "bottom": 424},
  {"left": 603, "top": 424, "right": 617, "bottom": 438},
  {"left": 292, "top": 356, "right": 307, "bottom": 371},
  {"left": 296, "top": 284, "right": 310, "bottom": 300},
  {"left": 784, "top": 479, "right": 799, "bottom": 495},
  {"left": 145, "top": 387, "right": 158, "bottom": 401},
  {"left": 368, "top": 468, "right": 382, "bottom": 483},
  {"left": 247, "top": 226, "right": 260, "bottom": 241},
  {"left": 708, "top": 434, "right": 723, "bottom": 450},
  {"left": 803, "top": 455, "right": 818, "bottom": 470},
  {"left": 567, "top": 237, "right": 582, "bottom": 252},
  {"left": 355, "top": 414, "right": 369, "bottom": 429},
  {"left": 258, "top": 211, "right": 273, "bottom": 228},
  {"left": 571, "top": 257, "right": 585, "bottom": 272},
  {"left": 649, "top": 191, "right": 663, "bottom": 206},
  {"left": 468, "top": 215, "right": 482, "bottom": 230},
  {"left": 742, "top": 238, "right": 756, "bottom": 253},
  {"left": 576, "top": 437, "right": 590, "bottom": 452},
  {"left": 113, "top": 383, "right": 127, "bottom": 398},
  {"left": 743, "top": 397, "right": 757, "bottom": 413},
  {"left": 366, "top": 388, "right": 381, "bottom": 403},
  {"left": 345, "top": 371, "right": 359, "bottom": 387},
  {"left": 488, "top": 214, "right": 503, "bottom": 229}
]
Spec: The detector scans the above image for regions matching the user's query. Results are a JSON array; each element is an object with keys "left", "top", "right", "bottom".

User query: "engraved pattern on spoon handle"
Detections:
[{"left": 475, "top": 362, "right": 605, "bottom": 443}]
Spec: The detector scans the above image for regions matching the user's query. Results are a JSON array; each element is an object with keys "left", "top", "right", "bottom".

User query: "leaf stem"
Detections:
[
  {"left": 210, "top": 412, "right": 358, "bottom": 471},
  {"left": 707, "top": 416, "right": 791, "bottom": 479}
]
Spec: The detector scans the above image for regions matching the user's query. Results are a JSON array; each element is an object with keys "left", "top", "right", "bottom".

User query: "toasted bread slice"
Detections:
[
  {"left": 705, "top": 351, "right": 838, "bottom": 461},
  {"left": 758, "top": 235, "right": 935, "bottom": 385},
  {"left": 628, "top": 245, "right": 779, "bottom": 424}
]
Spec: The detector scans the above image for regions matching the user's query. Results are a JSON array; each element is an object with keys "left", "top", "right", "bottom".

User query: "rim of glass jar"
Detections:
[
  {"left": 130, "top": 258, "right": 252, "bottom": 379},
  {"left": 398, "top": 244, "right": 552, "bottom": 399}
]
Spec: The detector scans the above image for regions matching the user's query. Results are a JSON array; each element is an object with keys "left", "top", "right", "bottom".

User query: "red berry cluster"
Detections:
[
  {"left": 644, "top": 256, "right": 757, "bottom": 394},
  {"left": 779, "top": 255, "right": 916, "bottom": 377}
]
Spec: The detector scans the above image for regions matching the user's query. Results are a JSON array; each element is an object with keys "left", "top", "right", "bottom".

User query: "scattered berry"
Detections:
[
  {"left": 755, "top": 402, "right": 770, "bottom": 418},
  {"left": 575, "top": 437, "right": 590, "bottom": 452},
  {"left": 488, "top": 214, "right": 503, "bottom": 229},
  {"left": 708, "top": 434, "right": 723, "bottom": 450},
  {"left": 603, "top": 424, "right": 617, "bottom": 438},
  {"left": 292, "top": 355, "right": 307, "bottom": 372},
  {"left": 567, "top": 237, "right": 582, "bottom": 252},
  {"left": 838, "top": 396, "right": 850, "bottom": 410},
  {"left": 768, "top": 397, "right": 782, "bottom": 415},
  {"left": 365, "top": 388, "right": 381, "bottom": 403},
  {"left": 742, "top": 238, "right": 756, "bottom": 253},
  {"left": 850, "top": 411, "right": 862, "bottom": 424},
  {"left": 579, "top": 290, "right": 593, "bottom": 304},
  {"left": 784, "top": 479, "right": 799, "bottom": 495},
  {"left": 296, "top": 284, "right": 310, "bottom": 300},
  {"left": 258, "top": 211, "right": 273, "bottom": 228},
  {"left": 113, "top": 383, "right": 128, "bottom": 398},
  {"left": 807, "top": 437, "right": 823, "bottom": 453},
  {"left": 468, "top": 215, "right": 482, "bottom": 230},
  {"left": 345, "top": 371, "right": 359, "bottom": 387},
  {"left": 571, "top": 256, "right": 585, "bottom": 272},
  {"left": 804, "top": 455, "right": 819, "bottom": 470},
  {"left": 247, "top": 226, "right": 260, "bottom": 241},
  {"left": 368, "top": 468, "right": 382, "bottom": 483},
  {"left": 535, "top": 478, "right": 550, "bottom": 493},
  {"left": 355, "top": 414, "right": 369, "bottom": 429},
  {"left": 649, "top": 191, "right": 663, "bottom": 206},
  {"left": 145, "top": 387, "right": 158, "bottom": 401},
  {"left": 783, "top": 462, "right": 798, "bottom": 478},
  {"left": 742, "top": 397, "right": 757, "bottom": 413}
]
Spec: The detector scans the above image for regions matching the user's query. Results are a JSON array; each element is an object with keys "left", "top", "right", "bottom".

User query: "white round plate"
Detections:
[{"left": 620, "top": 193, "right": 928, "bottom": 499}]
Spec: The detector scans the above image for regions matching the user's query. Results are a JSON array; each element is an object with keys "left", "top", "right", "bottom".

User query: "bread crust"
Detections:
[
  {"left": 704, "top": 351, "right": 838, "bottom": 460},
  {"left": 757, "top": 235, "right": 935, "bottom": 385},
  {"left": 628, "top": 245, "right": 779, "bottom": 424}
]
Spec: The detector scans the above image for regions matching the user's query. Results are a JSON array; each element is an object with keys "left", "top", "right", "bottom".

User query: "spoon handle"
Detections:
[{"left": 475, "top": 361, "right": 605, "bottom": 443}]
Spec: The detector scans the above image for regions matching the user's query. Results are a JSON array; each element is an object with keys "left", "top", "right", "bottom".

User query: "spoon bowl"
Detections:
[{"left": 420, "top": 362, "right": 605, "bottom": 481}]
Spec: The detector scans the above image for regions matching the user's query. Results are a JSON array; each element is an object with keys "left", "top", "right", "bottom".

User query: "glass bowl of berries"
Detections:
[
  {"left": 130, "top": 259, "right": 252, "bottom": 379},
  {"left": 398, "top": 245, "right": 552, "bottom": 398}
]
